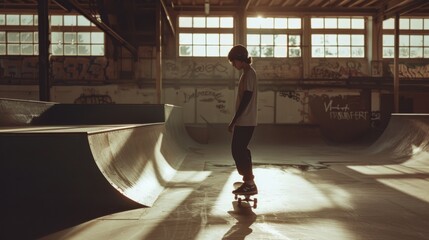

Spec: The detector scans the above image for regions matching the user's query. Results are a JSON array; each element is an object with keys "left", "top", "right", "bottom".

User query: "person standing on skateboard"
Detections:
[{"left": 227, "top": 45, "right": 258, "bottom": 195}]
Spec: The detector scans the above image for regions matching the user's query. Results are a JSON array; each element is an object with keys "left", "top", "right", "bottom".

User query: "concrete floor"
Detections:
[{"left": 40, "top": 125, "right": 429, "bottom": 240}]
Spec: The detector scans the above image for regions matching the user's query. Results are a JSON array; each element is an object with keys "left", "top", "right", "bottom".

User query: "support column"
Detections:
[
  {"left": 38, "top": 0, "right": 50, "bottom": 101},
  {"left": 155, "top": 1, "right": 162, "bottom": 104},
  {"left": 393, "top": 14, "right": 400, "bottom": 113}
]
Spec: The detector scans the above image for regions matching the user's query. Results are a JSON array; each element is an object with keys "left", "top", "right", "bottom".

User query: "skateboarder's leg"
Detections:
[{"left": 231, "top": 126, "right": 255, "bottom": 182}]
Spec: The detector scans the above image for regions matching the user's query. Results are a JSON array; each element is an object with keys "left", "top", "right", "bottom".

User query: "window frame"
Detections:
[
  {"left": 310, "top": 16, "right": 366, "bottom": 59},
  {"left": 177, "top": 15, "right": 234, "bottom": 57}
]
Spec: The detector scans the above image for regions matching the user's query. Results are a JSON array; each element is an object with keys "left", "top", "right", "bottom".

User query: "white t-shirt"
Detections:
[{"left": 235, "top": 65, "right": 258, "bottom": 126}]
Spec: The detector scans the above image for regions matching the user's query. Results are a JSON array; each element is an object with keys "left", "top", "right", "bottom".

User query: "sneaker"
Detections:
[{"left": 232, "top": 183, "right": 258, "bottom": 195}]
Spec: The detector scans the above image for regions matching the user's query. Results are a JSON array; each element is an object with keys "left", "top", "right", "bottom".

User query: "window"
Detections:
[
  {"left": 0, "top": 13, "right": 104, "bottom": 56},
  {"left": 382, "top": 17, "right": 429, "bottom": 58},
  {"left": 178, "top": 16, "right": 233, "bottom": 57},
  {"left": 311, "top": 17, "right": 365, "bottom": 58},
  {"left": 50, "top": 15, "right": 104, "bottom": 56},
  {"left": 246, "top": 17, "right": 301, "bottom": 58}
]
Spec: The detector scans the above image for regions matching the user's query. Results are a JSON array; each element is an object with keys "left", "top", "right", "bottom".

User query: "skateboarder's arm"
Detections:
[{"left": 229, "top": 90, "right": 253, "bottom": 131}]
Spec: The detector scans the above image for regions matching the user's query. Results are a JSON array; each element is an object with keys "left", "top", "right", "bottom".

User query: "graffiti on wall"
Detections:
[
  {"left": 310, "top": 60, "right": 367, "bottom": 79},
  {"left": 74, "top": 88, "right": 114, "bottom": 104},
  {"left": 52, "top": 57, "right": 110, "bottom": 81},
  {"left": 164, "top": 59, "right": 230, "bottom": 80},
  {"left": 278, "top": 90, "right": 311, "bottom": 123},
  {"left": 323, "top": 99, "right": 369, "bottom": 121},
  {"left": 184, "top": 89, "right": 229, "bottom": 114},
  {"left": 0, "top": 56, "right": 110, "bottom": 81},
  {"left": 254, "top": 59, "right": 301, "bottom": 79},
  {"left": 388, "top": 63, "right": 429, "bottom": 78}
]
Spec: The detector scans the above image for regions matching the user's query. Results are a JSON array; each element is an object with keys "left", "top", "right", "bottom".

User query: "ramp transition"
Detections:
[{"left": 0, "top": 98, "right": 194, "bottom": 239}]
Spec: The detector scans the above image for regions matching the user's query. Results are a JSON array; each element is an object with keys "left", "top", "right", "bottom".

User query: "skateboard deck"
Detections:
[{"left": 233, "top": 182, "right": 258, "bottom": 209}]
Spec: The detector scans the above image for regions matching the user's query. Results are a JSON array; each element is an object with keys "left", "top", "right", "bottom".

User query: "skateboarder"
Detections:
[{"left": 227, "top": 44, "right": 258, "bottom": 196}]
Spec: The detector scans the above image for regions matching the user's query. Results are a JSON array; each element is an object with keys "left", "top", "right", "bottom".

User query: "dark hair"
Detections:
[{"left": 228, "top": 44, "right": 252, "bottom": 64}]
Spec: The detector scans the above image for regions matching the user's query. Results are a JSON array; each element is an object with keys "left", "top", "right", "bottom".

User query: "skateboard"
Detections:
[{"left": 233, "top": 182, "right": 258, "bottom": 209}]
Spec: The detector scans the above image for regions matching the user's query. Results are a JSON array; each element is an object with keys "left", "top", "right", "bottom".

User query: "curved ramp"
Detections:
[
  {"left": 0, "top": 100, "right": 193, "bottom": 239},
  {"left": 367, "top": 113, "right": 429, "bottom": 165}
]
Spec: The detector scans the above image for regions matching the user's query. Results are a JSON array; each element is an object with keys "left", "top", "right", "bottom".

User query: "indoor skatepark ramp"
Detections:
[
  {"left": 367, "top": 113, "right": 429, "bottom": 165},
  {"left": 0, "top": 98, "right": 193, "bottom": 239}
]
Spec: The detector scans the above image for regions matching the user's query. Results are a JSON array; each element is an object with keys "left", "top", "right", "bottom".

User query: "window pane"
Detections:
[
  {"left": 351, "top": 18, "right": 364, "bottom": 29},
  {"left": 261, "top": 18, "right": 274, "bottom": 29},
  {"left": 21, "top": 15, "right": 34, "bottom": 26},
  {"left": 220, "top": 34, "right": 233, "bottom": 44},
  {"left": 220, "top": 17, "right": 233, "bottom": 28},
  {"left": 193, "top": 17, "right": 205, "bottom": 28},
  {"left": 410, "top": 47, "right": 423, "bottom": 58},
  {"left": 0, "top": 15, "right": 5, "bottom": 25},
  {"left": 51, "top": 15, "right": 63, "bottom": 26},
  {"left": 7, "top": 32, "right": 19, "bottom": 43},
  {"left": 399, "top": 35, "right": 409, "bottom": 46},
  {"left": 78, "top": 32, "right": 90, "bottom": 44},
  {"left": 289, "top": 18, "right": 301, "bottom": 29},
  {"left": 64, "top": 32, "right": 76, "bottom": 44},
  {"left": 400, "top": 18, "right": 409, "bottom": 30},
  {"left": 7, "top": 15, "right": 19, "bottom": 25},
  {"left": 261, "top": 46, "right": 274, "bottom": 57},
  {"left": 325, "top": 34, "right": 337, "bottom": 45},
  {"left": 193, "top": 45, "right": 205, "bottom": 56},
  {"left": 383, "top": 18, "right": 394, "bottom": 29},
  {"left": 399, "top": 47, "right": 409, "bottom": 57},
  {"left": 21, "top": 32, "right": 33, "bottom": 43},
  {"left": 274, "top": 18, "right": 287, "bottom": 29},
  {"left": 425, "top": 19, "right": 429, "bottom": 30},
  {"left": 51, "top": 32, "right": 63, "bottom": 45},
  {"left": 311, "top": 18, "right": 323, "bottom": 29},
  {"left": 325, "top": 18, "right": 337, "bottom": 28},
  {"left": 207, "top": 46, "right": 219, "bottom": 56},
  {"left": 425, "top": 35, "right": 429, "bottom": 46},
  {"left": 78, "top": 45, "right": 90, "bottom": 55},
  {"left": 351, "top": 34, "right": 364, "bottom": 46},
  {"left": 247, "top": 34, "right": 260, "bottom": 45},
  {"left": 179, "top": 45, "right": 192, "bottom": 56},
  {"left": 338, "top": 47, "right": 350, "bottom": 57},
  {"left": 64, "top": 15, "right": 76, "bottom": 26},
  {"left": 248, "top": 46, "right": 260, "bottom": 57},
  {"left": 325, "top": 47, "right": 337, "bottom": 57},
  {"left": 21, "top": 44, "right": 33, "bottom": 55},
  {"left": 91, "top": 45, "right": 104, "bottom": 56},
  {"left": 410, "top": 35, "right": 423, "bottom": 46},
  {"left": 179, "top": 33, "right": 192, "bottom": 44},
  {"left": 312, "top": 46, "right": 324, "bottom": 57},
  {"left": 383, "top": 35, "right": 394, "bottom": 46},
  {"left": 0, "top": 32, "right": 5, "bottom": 42},
  {"left": 51, "top": 44, "right": 63, "bottom": 55},
  {"left": 410, "top": 18, "right": 423, "bottom": 30},
  {"left": 383, "top": 47, "right": 394, "bottom": 58},
  {"left": 179, "top": 17, "right": 192, "bottom": 28},
  {"left": 289, "top": 47, "right": 301, "bottom": 57},
  {"left": 274, "top": 34, "right": 287, "bottom": 45},
  {"left": 77, "top": 16, "right": 91, "bottom": 26},
  {"left": 206, "top": 34, "right": 219, "bottom": 45},
  {"left": 338, "top": 18, "right": 350, "bottom": 29},
  {"left": 206, "top": 17, "right": 219, "bottom": 28},
  {"left": 193, "top": 34, "right": 205, "bottom": 44},
  {"left": 424, "top": 47, "right": 429, "bottom": 57},
  {"left": 338, "top": 34, "right": 350, "bottom": 46},
  {"left": 352, "top": 47, "right": 364, "bottom": 57},
  {"left": 247, "top": 17, "right": 261, "bottom": 28},
  {"left": 91, "top": 32, "right": 104, "bottom": 44},
  {"left": 8, "top": 44, "right": 20, "bottom": 54},
  {"left": 0, "top": 44, "right": 5, "bottom": 54},
  {"left": 312, "top": 34, "right": 324, "bottom": 45},
  {"left": 65, "top": 45, "right": 77, "bottom": 55},
  {"left": 261, "top": 34, "right": 273, "bottom": 45},
  {"left": 289, "top": 35, "right": 300, "bottom": 46},
  {"left": 274, "top": 46, "right": 286, "bottom": 57}
]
